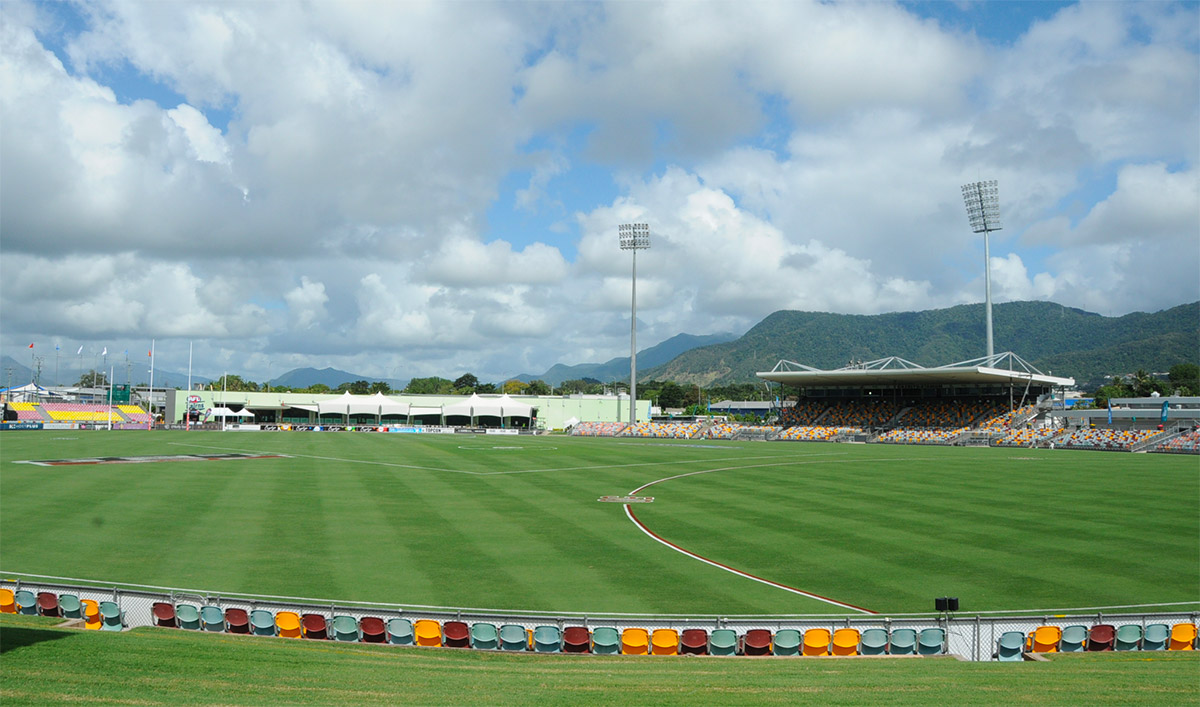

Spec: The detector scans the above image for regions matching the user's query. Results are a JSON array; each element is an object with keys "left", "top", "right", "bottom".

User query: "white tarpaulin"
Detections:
[{"left": 209, "top": 406, "right": 253, "bottom": 418}]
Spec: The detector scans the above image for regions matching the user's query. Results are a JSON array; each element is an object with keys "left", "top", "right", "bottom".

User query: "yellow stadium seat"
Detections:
[
  {"left": 275, "top": 611, "right": 302, "bottom": 638},
  {"left": 1169, "top": 623, "right": 1197, "bottom": 650},
  {"left": 1031, "top": 625, "right": 1061, "bottom": 653},
  {"left": 621, "top": 627, "right": 649, "bottom": 655},
  {"left": 803, "top": 628, "right": 831, "bottom": 656},
  {"left": 415, "top": 619, "right": 442, "bottom": 647},
  {"left": 651, "top": 628, "right": 679, "bottom": 655},
  {"left": 82, "top": 599, "right": 101, "bottom": 630},
  {"left": 832, "top": 628, "right": 860, "bottom": 656}
]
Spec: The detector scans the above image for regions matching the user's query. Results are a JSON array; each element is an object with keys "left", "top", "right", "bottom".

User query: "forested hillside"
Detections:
[{"left": 646, "top": 301, "right": 1199, "bottom": 388}]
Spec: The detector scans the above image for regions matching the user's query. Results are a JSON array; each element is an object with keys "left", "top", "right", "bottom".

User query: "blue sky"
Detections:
[{"left": 1, "top": 0, "right": 1196, "bottom": 383}]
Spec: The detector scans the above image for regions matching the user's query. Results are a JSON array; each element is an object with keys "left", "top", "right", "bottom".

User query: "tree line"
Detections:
[{"left": 72, "top": 363, "right": 1197, "bottom": 416}]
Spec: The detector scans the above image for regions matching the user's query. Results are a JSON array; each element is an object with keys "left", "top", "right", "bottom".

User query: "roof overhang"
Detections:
[{"left": 757, "top": 353, "right": 1074, "bottom": 389}]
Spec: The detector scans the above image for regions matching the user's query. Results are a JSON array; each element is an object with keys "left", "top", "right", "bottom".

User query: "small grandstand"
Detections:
[{"left": 567, "top": 353, "right": 1198, "bottom": 454}]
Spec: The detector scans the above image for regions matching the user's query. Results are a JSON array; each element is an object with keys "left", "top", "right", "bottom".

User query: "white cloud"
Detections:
[{"left": 0, "top": 1, "right": 1196, "bottom": 383}]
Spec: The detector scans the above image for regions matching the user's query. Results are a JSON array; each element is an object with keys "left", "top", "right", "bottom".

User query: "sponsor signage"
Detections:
[
  {"left": 485, "top": 429, "right": 519, "bottom": 435},
  {"left": 41, "top": 423, "right": 76, "bottom": 430},
  {"left": 1, "top": 422, "right": 42, "bottom": 430}
]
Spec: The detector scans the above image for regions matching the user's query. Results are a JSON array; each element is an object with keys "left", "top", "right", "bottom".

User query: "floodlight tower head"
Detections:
[
  {"left": 961, "top": 180, "right": 1001, "bottom": 234},
  {"left": 619, "top": 222, "right": 651, "bottom": 250}
]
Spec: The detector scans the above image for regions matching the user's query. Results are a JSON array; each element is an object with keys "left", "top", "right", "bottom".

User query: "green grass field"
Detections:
[
  {"left": 1, "top": 430, "right": 1197, "bottom": 616},
  {"left": 2, "top": 613, "right": 1197, "bottom": 706}
]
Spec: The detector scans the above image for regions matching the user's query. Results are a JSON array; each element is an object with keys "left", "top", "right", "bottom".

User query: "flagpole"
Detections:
[
  {"left": 55, "top": 346, "right": 60, "bottom": 387},
  {"left": 186, "top": 341, "right": 193, "bottom": 432},
  {"left": 147, "top": 339, "right": 155, "bottom": 431},
  {"left": 108, "top": 365, "right": 114, "bottom": 432}
]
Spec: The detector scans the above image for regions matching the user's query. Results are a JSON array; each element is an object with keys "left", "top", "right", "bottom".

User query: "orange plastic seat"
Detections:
[
  {"left": 0, "top": 588, "right": 14, "bottom": 614},
  {"left": 651, "top": 628, "right": 679, "bottom": 655},
  {"left": 1169, "top": 623, "right": 1197, "bottom": 650},
  {"left": 1032, "top": 625, "right": 1062, "bottom": 653},
  {"left": 415, "top": 619, "right": 442, "bottom": 647},
  {"left": 803, "top": 628, "right": 831, "bottom": 656},
  {"left": 275, "top": 611, "right": 302, "bottom": 638},
  {"left": 621, "top": 627, "right": 649, "bottom": 655},
  {"left": 832, "top": 628, "right": 860, "bottom": 656},
  {"left": 82, "top": 599, "right": 101, "bottom": 630}
]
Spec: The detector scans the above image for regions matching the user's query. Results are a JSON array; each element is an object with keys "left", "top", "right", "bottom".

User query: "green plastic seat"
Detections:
[
  {"left": 58, "top": 594, "right": 83, "bottom": 619},
  {"left": 918, "top": 627, "right": 946, "bottom": 655},
  {"left": 498, "top": 624, "right": 528, "bottom": 651},
  {"left": 532, "top": 625, "right": 562, "bottom": 653},
  {"left": 387, "top": 618, "right": 414, "bottom": 645},
  {"left": 708, "top": 628, "right": 738, "bottom": 656},
  {"left": 1059, "top": 625, "right": 1088, "bottom": 652},
  {"left": 996, "top": 631, "right": 1025, "bottom": 661},
  {"left": 332, "top": 615, "right": 360, "bottom": 642},
  {"left": 470, "top": 622, "right": 499, "bottom": 650},
  {"left": 200, "top": 605, "right": 225, "bottom": 632},
  {"left": 590, "top": 626, "right": 620, "bottom": 655},
  {"left": 772, "top": 629, "right": 801, "bottom": 656},
  {"left": 14, "top": 590, "right": 37, "bottom": 616},
  {"left": 888, "top": 628, "right": 917, "bottom": 655},
  {"left": 1115, "top": 624, "right": 1142, "bottom": 651},
  {"left": 249, "top": 609, "right": 276, "bottom": 636},
  {"left": 860, "top": 628, "right": 888, "bottom": 655},
  {"left": 176, "top": 604, "right": 202, "bottom": 630},
  {"left": 98, "top": 601, "right": 123, "bottom": 631},
  {"left": 1142, "top": 624, "right": 1170, "bottom": 651}
]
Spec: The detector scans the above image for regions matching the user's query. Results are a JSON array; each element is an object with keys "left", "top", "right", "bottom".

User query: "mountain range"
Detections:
[
  {"left": 514, "top": 332, "right": 738, "bottom": 386},
  {"left": 645, "top": 300, "right": 1199, "bottom": 388},
  {"left": 270, "top": 367, "right": 409, "bottom": 391}
]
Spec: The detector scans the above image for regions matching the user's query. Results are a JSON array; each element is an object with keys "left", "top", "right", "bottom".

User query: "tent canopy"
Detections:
[{"left": 443, "top": 393, "right": 533, "bottom": 418}]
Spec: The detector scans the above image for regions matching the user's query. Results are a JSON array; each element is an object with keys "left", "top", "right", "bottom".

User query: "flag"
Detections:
[
  {"left": 55, "top": 344, "right": 60, "bottom": 351},
  {"left": 28, "top": 343, "right": 33, "bottom": 348},
  {"left": 76, "top": 346, "right": 83, "bottom": 355},
  {"left": 148, "top": 350, "right": 152, "bottom": 357},
  {"left": 1107, "top": 401, "right": 1113, "bottom": 425},
  {"left": 102, "top": 347, "right": 107, "bottom": 356},
  {"left": 1161, "top": 400, "right": 1169, "bottom": 423}
]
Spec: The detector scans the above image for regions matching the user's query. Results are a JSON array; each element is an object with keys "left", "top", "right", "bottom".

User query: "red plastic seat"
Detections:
[
  {"left": 225, "top": 608, "right": 249, "bottom": 634},
  {"left": 443, "top": 620, "right": 470, "bottom": 648},
  {"left": 36, "top": 592, "right": 61, "bottom": 618},
  {"left": 1087, "top": 624, "right": 1115, "bottom": 652},
  {"left": 562, "top": 626, "right": 590, "bottom": 653},
  {"left": 151, "top": 602, "right": 177, "bottom": 627},
  {"left": 360, "top": 616, "right": 386, "bottom": 643},
  {"left": 743, "top": 629, "right": 772, "bottom": 656},
  {"left": 301, "top": 613, "right": 328, "bottom": 639},
  {"left": 681, "top": 629, "right": 708, "bottom": 655}
]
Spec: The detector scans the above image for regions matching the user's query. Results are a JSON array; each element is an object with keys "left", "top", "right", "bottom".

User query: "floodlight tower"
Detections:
[
  {"left": 619, "top": 223, "right": 651, "bottom": 425},
  {"left": 961, "top": 180, "right": 1002, "bottom": 358}
]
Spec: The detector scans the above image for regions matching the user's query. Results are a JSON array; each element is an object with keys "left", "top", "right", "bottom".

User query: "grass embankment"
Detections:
[{"left": 2, "top": 615, "right": 1197, "bottom": 706}]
